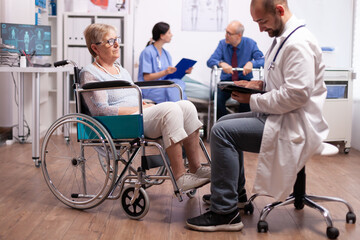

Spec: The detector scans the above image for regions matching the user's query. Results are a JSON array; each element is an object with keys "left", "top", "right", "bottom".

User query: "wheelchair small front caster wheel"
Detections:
[
  {"left": 34, "top": 159, "right": 41, "bottom": 168},
  {"left": 186, "top": 189, "right": 197, "bottom": 199},
  {"left": 243, "top": 201, "right": 254, "bottom": 215},
  {"left": 121, "top": 186, "right": 150, "bottom": 220},
  {"left": 326, "top": 226, "right": 339, "bottom": 239},
  {"left": 346, "top": 212, "right": 356, "bottom": 224},
  {"left": 257, "top": 220, "right": 268, "bottom": 233}
]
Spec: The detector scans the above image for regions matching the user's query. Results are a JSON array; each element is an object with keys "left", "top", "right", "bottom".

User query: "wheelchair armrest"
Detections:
[
  {"left": 135, "top": 80, "right": 183, "bottom": 100},
  {"left": 134, "top": 80, "right": 175, "bottom": 87},
  {"left": 82, "top": 80, "right": 132, "bottom": 90}
]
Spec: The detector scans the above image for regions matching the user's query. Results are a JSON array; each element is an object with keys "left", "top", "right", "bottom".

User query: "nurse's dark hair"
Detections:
[
  {"left": 251, "top": 0, "right": 288, "bottom": 14},
  {"left": 146, "top": 22, "right": 170, "bottom": 47}
]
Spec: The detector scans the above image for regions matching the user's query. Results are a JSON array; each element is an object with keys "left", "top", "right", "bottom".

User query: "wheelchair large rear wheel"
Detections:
[{"left": 41, "top": 114, "right": 117, "bottom": 209}]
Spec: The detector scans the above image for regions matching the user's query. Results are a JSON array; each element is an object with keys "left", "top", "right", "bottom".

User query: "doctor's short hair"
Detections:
[
  {"left": 251, "top": 0, "right": 289, "bottom": 14},
  {"left": 84, "top": 23, "right": 118, "bottom": 58}
]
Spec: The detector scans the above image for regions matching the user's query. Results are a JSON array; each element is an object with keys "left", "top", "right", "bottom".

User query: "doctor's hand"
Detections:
[
  {"left": 219, "top": 62, "right": 233, "bottom": 74},
  {"left": 185, "top": 67, "right": 193, "bottom": 74},
  {"left": 234, "top": 80, "right": 263, "bottom": 90},
  {"left": 231, "top": 91, "right": 251, "bottom": 104},
  {"left": 165, "top": 66, "right": 177, "bottom": 75},
  {"left": 242, "top": 61, "right": 253, "bottom": 76}
]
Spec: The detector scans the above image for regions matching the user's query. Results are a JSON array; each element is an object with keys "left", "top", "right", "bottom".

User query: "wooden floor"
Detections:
[{"left": 0, "top": 141, "right": 359, "bottom": 240}]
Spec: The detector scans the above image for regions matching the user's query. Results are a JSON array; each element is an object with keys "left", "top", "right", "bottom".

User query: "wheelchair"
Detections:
[{"left": 40, "top": 60, "right": 211, "bottom": 219}]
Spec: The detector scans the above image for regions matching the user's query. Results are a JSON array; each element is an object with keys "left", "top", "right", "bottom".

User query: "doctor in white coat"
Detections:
[{"left": 186, "top": 0, "right": 329, "bottom": 232}]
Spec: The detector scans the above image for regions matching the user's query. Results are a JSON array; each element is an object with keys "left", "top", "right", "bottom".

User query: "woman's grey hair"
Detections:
[{"left": 83, "top": 23, "right": 117, "bottom": 58}]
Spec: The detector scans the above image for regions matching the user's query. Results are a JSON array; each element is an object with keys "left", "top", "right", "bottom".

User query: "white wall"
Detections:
[
  {"left": 0, "top": 0, "right": 35, "bottom": 129},
  {"left": 132, "top": 0, "right": 272, "bottom": 85},
  {"left": 288, "top": 0, "right": 353, "bottom": 69}
]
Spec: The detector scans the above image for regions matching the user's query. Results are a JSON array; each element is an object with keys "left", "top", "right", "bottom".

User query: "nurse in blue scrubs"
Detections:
[{"left": 138, "top": 22, "right": 190, "bottom": 103}]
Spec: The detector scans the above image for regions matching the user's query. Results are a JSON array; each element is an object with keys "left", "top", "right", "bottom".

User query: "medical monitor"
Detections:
[{"left": 1, "top": 23, "right": 51, "bottom": 56}]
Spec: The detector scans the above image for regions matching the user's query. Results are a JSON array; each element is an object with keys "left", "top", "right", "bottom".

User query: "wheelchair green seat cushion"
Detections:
[{"left": 77, "top": 115, "right": 144, "bottom": 140}]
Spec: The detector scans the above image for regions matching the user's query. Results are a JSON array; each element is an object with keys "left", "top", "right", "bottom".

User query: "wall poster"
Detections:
[{"left": 182, "top": 0, "right": 229, "bottom": 32}]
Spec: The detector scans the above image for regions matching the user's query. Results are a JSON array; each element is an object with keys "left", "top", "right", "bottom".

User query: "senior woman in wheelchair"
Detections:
[{"left": 80, "top": 23, "right": 210, "bottom": 191}]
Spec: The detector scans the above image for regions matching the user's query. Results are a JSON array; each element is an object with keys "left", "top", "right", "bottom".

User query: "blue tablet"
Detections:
[{"left": 165, "top": 58, "right": 197, "bottom": 79}]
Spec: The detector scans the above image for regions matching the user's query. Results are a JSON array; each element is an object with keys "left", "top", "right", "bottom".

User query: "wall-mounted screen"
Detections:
[{"left": 1, "top": 23, "right": 51, "bottom": 56}]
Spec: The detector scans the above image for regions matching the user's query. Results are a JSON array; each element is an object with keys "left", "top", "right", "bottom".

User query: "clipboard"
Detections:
[
  {"left": 165, "top": 58, "right": 197, "bottom": 79},
  {"left": 219, "top": 84, "right": 266, "bottom": 94}
]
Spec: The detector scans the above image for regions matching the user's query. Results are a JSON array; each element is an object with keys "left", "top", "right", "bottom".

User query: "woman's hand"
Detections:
[
  {"left": 142, "top": 101, "right": 155, "bottom": 109},
  {"left": 185, "top": 67, "right": 193, "bottom": 74},
  {"left": 165, "top": 66, "right": 177, "bottom": 75}
]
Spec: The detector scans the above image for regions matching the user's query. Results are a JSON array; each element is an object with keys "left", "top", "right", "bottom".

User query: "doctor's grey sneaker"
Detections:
[
  {"left": 202, "top": 188, "right": 248, "bottom": 208},
  {"left": 186, "top": 210, "right": 244, "bottom": 232}
]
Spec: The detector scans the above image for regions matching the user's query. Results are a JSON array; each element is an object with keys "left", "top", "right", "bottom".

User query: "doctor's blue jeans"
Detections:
[{"left": 210, "top": 112, "right": 266, "bottom": 214}]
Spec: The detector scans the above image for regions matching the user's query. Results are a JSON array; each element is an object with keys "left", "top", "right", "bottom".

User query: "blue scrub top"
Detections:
[{"left": 138, "top": 44, "right": 187, "bottom": 103}]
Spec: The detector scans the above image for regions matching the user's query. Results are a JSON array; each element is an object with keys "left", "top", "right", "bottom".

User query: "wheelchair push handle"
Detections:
[
  {"left": 54, "top": 60, "right": 69, "bottom": 67},
  {"left": 54, "top": 60, "right": 81, "bottom": 84},
  {"left": 54, "top": 59, "right": 78, "bottom": 68}
]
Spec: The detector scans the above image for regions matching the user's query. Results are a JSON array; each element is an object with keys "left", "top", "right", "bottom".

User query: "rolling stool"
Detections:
[{"left": 248, "top": 143, "right": 356, "bottom": 239}]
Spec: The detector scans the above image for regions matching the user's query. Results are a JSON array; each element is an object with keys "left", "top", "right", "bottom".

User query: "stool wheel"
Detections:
[
  {"left": 326, "top": 226, "right": 339, "bottom": 239},
  {"left": 294, "top": 199, "right": 305, "bottom": 210},
  {"left": 243, "top": 201, "right": 254, "bottom": 215},
  {"left": 346, "top": 212, "right": 356, "bottom": 224},
  {"left": 257, "top": 220, "right": 268, "bottom": 233},
  {"left": 121, "top": 185, "right": 150, "bottom": 220}
]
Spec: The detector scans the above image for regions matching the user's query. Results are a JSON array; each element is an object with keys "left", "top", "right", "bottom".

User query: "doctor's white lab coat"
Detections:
[{"left": 249, "top": 16, "right": 329, "bottom": 201}]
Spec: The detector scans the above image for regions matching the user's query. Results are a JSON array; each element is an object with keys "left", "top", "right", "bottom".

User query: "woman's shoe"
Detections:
[
  {"left": 176, "top": 173, "right": 209, "bottom": 191},
  {"left": 194, "top": 165, "right": 211, "bottom": 179}
]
